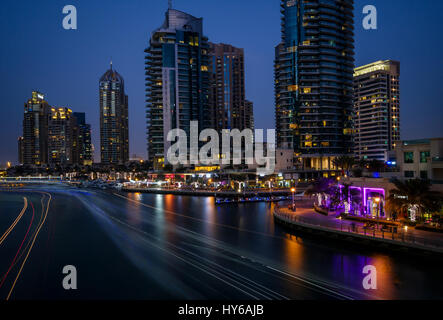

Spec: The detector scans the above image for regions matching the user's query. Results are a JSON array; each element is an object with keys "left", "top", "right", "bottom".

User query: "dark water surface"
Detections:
[{"left": 0, "top": 185, "right": 441, "bottom": 300}]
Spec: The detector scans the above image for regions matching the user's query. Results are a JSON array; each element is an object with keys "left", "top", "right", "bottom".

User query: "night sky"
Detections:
[{"left": 1, "top": 0, "right": 442, "bottom": 164}]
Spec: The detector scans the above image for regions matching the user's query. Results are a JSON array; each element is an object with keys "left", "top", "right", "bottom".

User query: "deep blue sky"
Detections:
[{"left": 1, "top": 0, "right": 442, "bottom": 164}]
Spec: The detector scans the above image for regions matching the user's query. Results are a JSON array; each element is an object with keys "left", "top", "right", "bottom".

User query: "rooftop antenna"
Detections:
[
  {"left": 168, "top": 0, "right": 172, "bottom": 9},
  {"left": 110, "top": 57, "right": 113, "bottom": 70}
]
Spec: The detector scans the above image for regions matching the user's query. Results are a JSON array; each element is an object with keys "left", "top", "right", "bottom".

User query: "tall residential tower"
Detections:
[
  {"left": 274, "top": 0, "right": 355, "bottom": 176},
  {"left": 99, "top": 63, "right": 129, "bottom": 165},
  {"left": 208, "top": 43, "right": 254, "bottom": 132},
  {"left": 22, "top": 91, "right": 50, "bottom": 166},
  {"left": 353, "top": 60, "right": 400, "bottom": 161},
  {"left": 48, "top": 107, "right": 75, "bottom": 166},
  {"left": 73, "top": 112, "right": 93, "bottom": 165},
  {"left": 145, "top": 8, "right": 210, "bottom": 168}
]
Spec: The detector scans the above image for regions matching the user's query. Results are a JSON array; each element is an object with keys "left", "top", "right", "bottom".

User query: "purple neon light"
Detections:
[
  {"left": 338, "top": 184, "right": 385, "bottom": 207},
  {"left": 363, "top": 187, "right": 385, "bottom": 207}
]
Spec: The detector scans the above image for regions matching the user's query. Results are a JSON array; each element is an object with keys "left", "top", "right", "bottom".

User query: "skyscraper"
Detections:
[
  {"left": 353, "top": 60, "right": 400, "bottom": 161},
  {"left": 73, "top": 112, "right": 93, "bottom": 165},
  {"left": 208, "top": 43, "right": 254, "bottom": 132},
  {"left": 274, "top": 0, "right": 354, "bottom": 175},
  {"left": 244, "top": 100, "right": 254, "bottom": 131},
  {"left": 18, "top": 136, "right": 24, "bottom": 165},
  {"left": 99, "top": 62, "right": 129, "bottom": 165},
  {"left": 22, "top": 91, "right": 51, "bottom": 166},
  {"left": 48, "top": 107, "right": 75, "bottom": 166},
  {"left": 145, "top": 8, "right": 210, "bottom": 168}
]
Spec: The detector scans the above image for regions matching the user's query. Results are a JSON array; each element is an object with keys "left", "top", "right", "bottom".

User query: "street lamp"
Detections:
[
  {"left": 374, "top": 197, "right": 380, "bottom": 230},
  {"left": 291, "top": 187, "right": 296, "bottom": 211}
]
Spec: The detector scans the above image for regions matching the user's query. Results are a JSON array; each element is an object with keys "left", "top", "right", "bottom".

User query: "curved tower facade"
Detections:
[
  {"left": 145, "top": 9, "right": 210, "bottom": 168},
  {"left": 99, "top": 63, "right": 129, "bottom": 165},
  {"left": 275, "top": 0, "right": 354, "bottom": 174}
]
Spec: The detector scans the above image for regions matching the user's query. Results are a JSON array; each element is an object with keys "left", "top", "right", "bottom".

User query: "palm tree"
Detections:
[
  {"left": 387, "top": 179, "right": 443, "bottom": 222},
  {"left": 332, "top": 155, "right": 355, "bottom": 176}
]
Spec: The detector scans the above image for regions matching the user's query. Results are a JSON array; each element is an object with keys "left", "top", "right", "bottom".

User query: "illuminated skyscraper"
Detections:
[
  {"left": 48, "top": 107, "right": 75, "bottom": 166},
  {"left": 22, "top": 91, "right": 51, "bottom": 166},
  {"left": 145, "top": 8, "right": 210, "bottom": 168},
  {"left": 18, "top": 136, "right": 24, "bottom": 165},
  {"left": 274, "top": 0, "right": 355, "bottom": 175},
  {"left": 353, "top": 60, "right": 400, "bottom": 161},
  {"left": 73, "top": 112, "right": 93, "bottom": 165},
  {"left": 208, "top": 43, "right": 254, "bottom": 132},
  {"left": 244, "top": 100, "right": 254, "bottom": 132},
  {"left": 99, "top": 62, "right": 129, "bottom": 165}
]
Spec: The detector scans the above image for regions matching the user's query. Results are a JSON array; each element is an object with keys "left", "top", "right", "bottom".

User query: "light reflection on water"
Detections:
[
  {"left": 125, "top": 192, "right": 443, "bottom": 299},
  {"left": 2, "top": 187, "right": 442, "bottom": 299}
]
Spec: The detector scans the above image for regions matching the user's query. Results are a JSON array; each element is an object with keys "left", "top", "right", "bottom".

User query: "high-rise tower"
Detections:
[
  {"left": 48, "top": 107, "right": 75, "bottom": 166},
  {"left": 208, "top": 43, "right": 254, "bottom": 133},
  {"left": 145, "top": 8, "right": 210, "bottom": 168},
  {"left": 22, "top": 91, "right": 51, "bottom": 166},
  {"left": 73, "top": 112, "right": 93, "bottom": 165},
  {"left": 99, "top": 63, "right": 129, "bottom": 165},
  {"left": 274, "top": 0, "right": 355, "bottom": 174},
  {"left": 353, "top": 60, "right": 400, "bottom": 161}
]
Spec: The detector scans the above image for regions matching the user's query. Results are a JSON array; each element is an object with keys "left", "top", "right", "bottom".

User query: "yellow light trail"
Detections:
[
  {"left": 0, "top": 197, "right": 28, "bottom": 245},
  {"left": 6, "top": 192, "right": 52, "bottom": 300},
  {"left": 2, "top": 195, "right": 47, "bottom": 276}
]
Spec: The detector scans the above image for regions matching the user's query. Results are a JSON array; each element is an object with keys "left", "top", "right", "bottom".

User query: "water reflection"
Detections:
[{"left": 121, "top": 192, "right": 443, "bottom": 299}]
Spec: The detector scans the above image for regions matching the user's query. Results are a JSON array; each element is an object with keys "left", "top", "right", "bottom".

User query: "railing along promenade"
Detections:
[{"left": 274, "top": 206, "right": 443, "bottom": 254}]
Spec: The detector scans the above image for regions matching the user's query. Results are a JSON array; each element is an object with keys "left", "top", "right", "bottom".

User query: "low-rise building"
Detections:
[{"left": 394, "top": 138, "right": 443, "bottom": 182}]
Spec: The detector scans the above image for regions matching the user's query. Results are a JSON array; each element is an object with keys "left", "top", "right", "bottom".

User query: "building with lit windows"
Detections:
[
  {"left": 244, "top": 100, "right": 254, "bottom": 131},
  {"left": 18, "top": 136, "right": 24, "bottom": 165},
  {"left": 73, "top": 112, "right": 93, "bottom": 165},
  {"left": 99, "top": 62, "right": 129, "bottom": 165},
  {"left": 145, "top": 8, "right": 210, "bottom": 169},
  {"left": 394, "top": 138, "right": 443, "bottom": 182},
  {"left": 354, "top": 60, "right": 400, "bottom": 161},
  {"left": 48, "top": 107, "right": 75, "bottom": 166},
  {"left": 21, "top": 91, "right": 51, "bottom": 166},
  {"left": 208, "top": 43, "right": 254, "bottom": 132},
  {"left": 274, "top": 0, "right": 355, "bottom": 178}
]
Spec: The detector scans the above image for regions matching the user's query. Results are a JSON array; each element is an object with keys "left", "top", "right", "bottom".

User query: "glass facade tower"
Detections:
[
  {"left": 208, "top": 43, "right": 254, "bottom": 133},
  {"left": 275, "top": 0, "right": 355, "bottom": 173},
  {"left": 22, "top": 91, "right": 50, "bottom": 166},
  {"left": 73, "top": 112, "right": 93, "bottom": 165},
  {"left": 145, "top": 9, "right": 210, "bottom": 169},
  {"left": 48, "top": 107, "right": 75, "bottom": 166},
  {"left": 99, "top": 63, "right": 129, "bottom": 165}
]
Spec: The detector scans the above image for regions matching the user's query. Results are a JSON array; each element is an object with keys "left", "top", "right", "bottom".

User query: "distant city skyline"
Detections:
[{"left": 1, "top": 0, "right": 443, "bottom": 164}]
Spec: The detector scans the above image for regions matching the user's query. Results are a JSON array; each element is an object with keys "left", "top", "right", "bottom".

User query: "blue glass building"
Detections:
[
  {"left": 145, "top": 9, "right": 210, "bottom": 168},
  {"left": 275, "top": 0, "right": 354, "bottom": 175}
]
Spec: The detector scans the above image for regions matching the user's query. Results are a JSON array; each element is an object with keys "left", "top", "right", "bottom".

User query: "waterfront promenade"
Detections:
[
  {"left": 274, "top": 201, "right": 443, "bottom": 254},
  {"left": 122, "top": 186, "right": 295, "bottom": 197}
]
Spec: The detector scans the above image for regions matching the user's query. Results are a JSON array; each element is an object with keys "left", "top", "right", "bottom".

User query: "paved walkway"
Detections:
[{"left": 275, "top": 200, "right": 443, "bottom": 250}]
